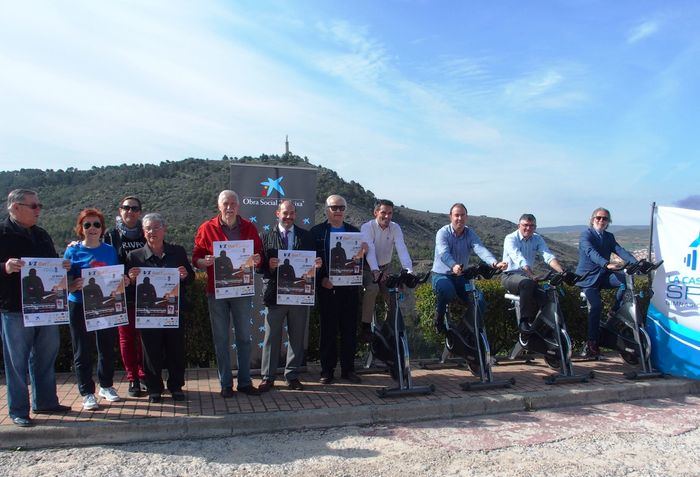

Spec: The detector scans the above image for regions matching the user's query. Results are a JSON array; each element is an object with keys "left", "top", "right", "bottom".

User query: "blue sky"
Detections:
[{"left": 1, "top": 0, "right": 698, "bottom": 226}]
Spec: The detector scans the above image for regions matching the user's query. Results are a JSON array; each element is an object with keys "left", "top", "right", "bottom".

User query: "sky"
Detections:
[{"left": 1, "top": 0, "right": 698, "bottom": 226}]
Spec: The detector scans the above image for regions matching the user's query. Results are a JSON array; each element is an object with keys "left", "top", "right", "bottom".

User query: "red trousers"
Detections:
[{"left": 118, "top": 305, "right": 146, "bottom": 382}]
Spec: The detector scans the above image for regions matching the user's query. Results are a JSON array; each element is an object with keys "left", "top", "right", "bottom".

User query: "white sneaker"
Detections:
[
  {"left": 83, "top": 394, "right": 99, "bottom": 410},
  {"left": 98, "top": 386, "right": 121, "bottom": 402}
]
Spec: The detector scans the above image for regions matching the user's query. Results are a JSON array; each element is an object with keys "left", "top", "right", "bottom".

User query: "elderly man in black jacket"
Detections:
[
  {"left": 311, "top": 195, "right": 366, "bottom": 385},
  {"left": 126, "top": 213, "right": 194, "bottom": 403},
  {"left": 1, "top": 189, "right": 72, "bottom": 427}
]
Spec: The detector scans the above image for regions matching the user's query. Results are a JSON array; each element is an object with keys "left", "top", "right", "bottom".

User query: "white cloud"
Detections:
[{"left": 627, "top": 20, "right": 659, "bottom": 44}]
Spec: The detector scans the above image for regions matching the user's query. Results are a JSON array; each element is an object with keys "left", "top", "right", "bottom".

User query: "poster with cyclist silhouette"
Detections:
[
  {"left": 328, "top": 232, "right": 364, "bottom": 286},
  {"left": 213, "top": 240, "right": 255, "bottom": 299},
  {"left": 20, "top": 257, "right": 69, "bottom": 326},
  {"left": 81, "top": 265, "right": 128, "bottom": 331},
  {"left": 134, "top": 268, "right": 180, "bottom": 328},
  {"left": 277, "top": 249, "right": 316, "bottom": 305}
]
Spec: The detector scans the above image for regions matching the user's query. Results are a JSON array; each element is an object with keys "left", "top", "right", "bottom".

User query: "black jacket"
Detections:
[
  {"left": 0, "top": 216, "right": 59, "bottom": 312},
  {"left": 260, "top": 225, "right": 316, "bottom": 306},
  {"left": 125, "top": 242, "right": 195, "bottom": 311}
]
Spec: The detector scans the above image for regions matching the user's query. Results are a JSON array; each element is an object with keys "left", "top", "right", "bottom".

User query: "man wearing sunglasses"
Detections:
[
  {"left": 311, "top": 195, "right": 367, "bottom": 385},
  {"left": 1, "top": 189, "right": 71, "bottom": 427},
  {"left": 576, "top": 207, "right": 638, "bottom": 358},
  {"left": 502, "top": 213, "right": 565, "bottom": 333},
  {"left": 104, "top": 196, "right": 147, "bottom": 398}
]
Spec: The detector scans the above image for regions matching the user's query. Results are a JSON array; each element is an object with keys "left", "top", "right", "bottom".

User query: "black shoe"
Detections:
[
  {"left": 170, "top": 390, "right": 186, "bottom": 401},
  {"left": 33, "top": 404, "right": 71, "bottom": 414},
  {"left": 319, "top": 373, "right": 334, "bottom": 385},
  {"left": 220, "top": 387, "right": 235, "bottom": 398},
  {"left": 286, "top": 378, "right": 304, "bottom": 390},
  {"left": 128, "top": 380, "right": 144, "bottom": 398},
  {"left": 257, "top": 380, "right": 275, "bottom": 393},
  {"left": 341, "top": 371, "right": 362, "bottom": 384},
  {"left": 237, "top": 384, "right": 261, "bottom": 396},
  {"left": 12, "top": 416, "right": 33, "bottom": 427},
  {"left": 148, "top": 394, "right": 161, "bottom": 403}
]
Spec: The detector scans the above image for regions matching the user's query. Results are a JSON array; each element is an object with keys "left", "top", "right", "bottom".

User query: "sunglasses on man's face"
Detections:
[
  {"left": 593, "top": 216, "right": 610, "bottom": 222},
  {"left": 82, "top": 221, "right": 102, "bottom": 229},
  {"left": 328, "top": 205, "right": 346, "bottom": 212},
  {"left": 120, "top": 205, "right": 141, "bottom": 212}
]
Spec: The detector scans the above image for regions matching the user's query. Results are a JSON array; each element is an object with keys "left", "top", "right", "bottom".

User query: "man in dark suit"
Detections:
[
  {"left": 311, "top": 195, "right": 367, "bottom": 385},
  {"left": 575, "top": 207, "right": 638, "bottom": 358},
  {"left": 258, "top": 200, "right": 320, "bottom": 392}
]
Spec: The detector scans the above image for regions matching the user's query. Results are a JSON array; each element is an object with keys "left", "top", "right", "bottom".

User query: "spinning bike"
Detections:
[
  {"left": 440, "top": 264, "right": 516, "bottom": 391},
  {"left": 580, "top": 259, "right": 664, "bottom": 380},
  {"left": 505, "top": 271, "right": 594, "bottom": 385},
  {"left": 371, "top": 270, "right": 436, "bottom": 398}
]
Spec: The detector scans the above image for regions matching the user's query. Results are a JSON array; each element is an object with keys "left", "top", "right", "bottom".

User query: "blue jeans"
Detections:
[
  {"left": 582, "top": 271, "right": 626, "bottom": 341},
  {"left": 207, "top": 295, "right": 253, "bottom": 389},
  {"left": 1, "top": 312, "right": 60, "bottom": 419},
  {"left": 432, "top": 273, "right": 479, "bottom": 321}
]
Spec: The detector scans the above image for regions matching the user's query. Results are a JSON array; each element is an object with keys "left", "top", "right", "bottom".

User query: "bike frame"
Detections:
[{"left": 460, "top": 272, "right": 515, "bottom": 391}]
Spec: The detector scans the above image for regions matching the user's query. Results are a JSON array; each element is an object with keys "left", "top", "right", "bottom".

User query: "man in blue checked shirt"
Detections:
[
  {"left": 501, "top": 213, "right": 564, "bottom": 333},
  {"left": 431, "top": 203, "right": 507, "bottom": 333}
]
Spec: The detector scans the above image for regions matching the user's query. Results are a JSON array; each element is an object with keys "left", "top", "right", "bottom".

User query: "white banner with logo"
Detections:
[{"left": 648, "top": 205, "right": 700, "bottom": 379}]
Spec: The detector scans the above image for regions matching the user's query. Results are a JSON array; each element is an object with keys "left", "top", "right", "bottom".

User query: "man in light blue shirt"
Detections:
[
  {"left": 502, "top": 213, "right": 564, "bottom": 333},
  {"left": 431, "top": 203, "right": 506, "bottom": 332}
]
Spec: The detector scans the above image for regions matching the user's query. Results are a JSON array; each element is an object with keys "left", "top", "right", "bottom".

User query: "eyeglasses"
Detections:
[
  {"left": 328, "top": 205, "right": 346, "bottom": 212},
  {"left": 82, "top": 221, "right": 102, "bottom": 229},
  {"left": 120, "top": 205, "right": 141, "bottom": 212},
  {"left": 144, "top": 226, "right": 163, "bottom": 233},
  {"left": 593, "top": 216, "right": 610, "bottom": 222},
  {"left": 18, "top": 202, "right": 43, "bottom": 210},
  {"left": 519, "top": 223, "right": 536, "bottom": 228}
]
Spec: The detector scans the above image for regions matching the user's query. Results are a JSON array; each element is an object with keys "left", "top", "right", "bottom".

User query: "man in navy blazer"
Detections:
[{"left": 575, "top": 207, "right": 637, "bottom": 358}]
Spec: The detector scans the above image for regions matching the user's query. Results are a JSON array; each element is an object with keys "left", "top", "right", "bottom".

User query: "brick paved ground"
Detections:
[{"left": 0, "top": 354, "right": 646, "bottom": 428}]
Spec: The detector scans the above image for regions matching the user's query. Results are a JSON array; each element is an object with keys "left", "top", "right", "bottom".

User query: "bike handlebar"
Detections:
[
  {"left": 533, "top": 270, "right": 587, "bottom": 287},
  {"left": 375, "top": 269, "right": 430, "bottom": 289},
  {"left": 460, "top": 263, "right": 502, "bottom": 280},
  {"left": 626, "top": 259, "right": 663, "bottom": 275}
]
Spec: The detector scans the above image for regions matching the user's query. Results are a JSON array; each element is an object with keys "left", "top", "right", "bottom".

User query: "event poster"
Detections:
[
  {"left": 648, "top": 205, "right": 700, "bottom": 379},
  {"left": 213, "top": 240, "right": 255, "bottom": 299},
  {"left": 81, "top": 265, "right": 128, "bottom": 331},
  {"left": 276, "top": 250, "right": 316, "bottom": 305},
  {"left": 328, "top": 232, "right": 363, "bottom": 286},
  {"left": 135, "top": 268, "right": 180, "bottom": 328},
  {"left": 20, "top": 257, "right": 69, "bottom": 327}
]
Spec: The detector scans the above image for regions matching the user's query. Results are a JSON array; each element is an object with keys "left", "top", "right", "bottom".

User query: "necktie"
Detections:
[{"left": 282, "top": 230, "right": 289, "bottom": 249}]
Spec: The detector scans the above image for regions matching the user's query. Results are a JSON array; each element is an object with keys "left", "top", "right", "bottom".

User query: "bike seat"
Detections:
[{"left": 504, "top": 293, "right": 520, "bottom": 303}]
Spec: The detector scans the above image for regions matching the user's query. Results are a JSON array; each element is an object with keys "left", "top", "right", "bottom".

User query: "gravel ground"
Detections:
[{"left": 2, "top": 397, "right": 700, "bottom": 476}]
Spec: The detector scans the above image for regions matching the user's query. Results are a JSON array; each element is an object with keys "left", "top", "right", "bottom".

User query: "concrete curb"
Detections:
[{"left": 2, "top": 377, "right": 699, "bottom": 450}]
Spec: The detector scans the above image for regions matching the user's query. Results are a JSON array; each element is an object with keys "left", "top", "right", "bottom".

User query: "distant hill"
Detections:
[
  {"left": 538, "top": 225, "right": 651, "bottom": 252},
  {"left": 0, "top": 155, "right": 580, "bottom": 268}
]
